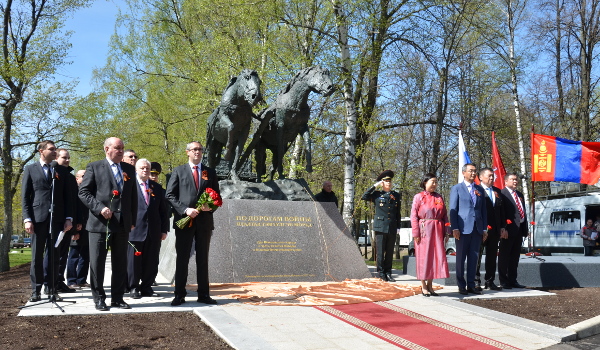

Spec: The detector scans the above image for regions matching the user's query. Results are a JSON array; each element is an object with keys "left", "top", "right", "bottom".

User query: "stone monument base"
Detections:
[{"left": 159, "top": 198, "right": 371, "bottom": 284}]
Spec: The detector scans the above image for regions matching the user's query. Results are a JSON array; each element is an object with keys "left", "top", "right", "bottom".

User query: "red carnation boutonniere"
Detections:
[
  {"left": 474, "top": 190, "right": 481, "bottom": 196},
  {"left": 201, "top": 170, "right": 209, "bottom": 181},
  {"left": 54, "top": 173, "right": 60, "bottom": 180},
  {"left": 112, "top": 190, "right": 120, "bottom": 197},
  {"left": 487, "top": 225, "right": 492, "bottom": 230},
  {"left": 506, "top": 219, "right": 513, "bottom": 224},
  {"left": 123, "top": 172, "right": 130, "bottom": 181}
]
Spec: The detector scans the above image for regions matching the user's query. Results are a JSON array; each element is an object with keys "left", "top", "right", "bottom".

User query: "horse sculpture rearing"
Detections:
[
  {"left": 205, "top": 69, "right": 262, "bottom": 180},
  {"left": 250, "top": 66, "right": 335, "bottom": 181}
]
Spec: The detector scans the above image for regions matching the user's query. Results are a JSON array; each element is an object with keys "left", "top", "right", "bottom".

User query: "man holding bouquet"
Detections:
[{"left": 166, "top": 141, "right": 221, "bottom": 306}]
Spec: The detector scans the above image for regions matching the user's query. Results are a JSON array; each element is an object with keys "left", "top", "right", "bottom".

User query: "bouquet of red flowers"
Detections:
[{"left": 175, "top": 188, "right": 222, "bottom": 229}]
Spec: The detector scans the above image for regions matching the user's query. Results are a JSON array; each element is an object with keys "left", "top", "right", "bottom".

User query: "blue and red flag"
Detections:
[{"left": 532, "top": 133, "right": 600, "bottom": 185}]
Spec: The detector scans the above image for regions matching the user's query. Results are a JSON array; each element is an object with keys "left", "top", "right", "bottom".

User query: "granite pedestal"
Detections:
[{"left": 159, "top": 199, "right": 371, "bottom": 283}]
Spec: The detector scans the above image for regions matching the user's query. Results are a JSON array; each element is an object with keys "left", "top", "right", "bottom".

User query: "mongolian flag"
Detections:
[
  {"left": 491, "top": 131, "right": 506, "bottom": 189},
  {"left": 531, "top": 133, "right": 600, "bottom": 185}
]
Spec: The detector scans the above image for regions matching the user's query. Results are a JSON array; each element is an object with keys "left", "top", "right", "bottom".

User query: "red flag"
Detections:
[{"left": 492, "top": 131, "right": 506, "bottom": 189}]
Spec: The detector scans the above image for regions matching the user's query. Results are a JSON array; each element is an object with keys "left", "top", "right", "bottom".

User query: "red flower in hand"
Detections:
[
  {"left": 506, "top": 219, "right": 513, "bottom": 224},
  {"left": 487, "top": 225, "right": 492, "bottom": 230},
  {"left": 134, "top": 251, "right": 142, "bottom": 256},
  {"left": 444, "top": 223, "right": 451, "bottom": 227},
  {"left": 112, "top": 190, "right": 120, "bottom": 196}
]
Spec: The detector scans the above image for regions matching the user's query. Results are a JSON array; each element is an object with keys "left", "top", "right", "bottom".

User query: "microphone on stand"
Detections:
[{"left": 49, "top": 160, "right": 58, "bottom": 183}]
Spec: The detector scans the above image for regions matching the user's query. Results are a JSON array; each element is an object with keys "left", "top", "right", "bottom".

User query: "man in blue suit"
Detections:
[{"left": 450, "top": 163, "right": 488, "bottom": 295}]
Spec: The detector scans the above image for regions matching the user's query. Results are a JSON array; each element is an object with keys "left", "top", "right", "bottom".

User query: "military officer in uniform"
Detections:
[{"left": 362, "top": 170, "right": 401, "bottom": 282}]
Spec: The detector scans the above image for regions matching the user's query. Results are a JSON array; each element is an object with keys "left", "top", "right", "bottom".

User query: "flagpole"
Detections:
[{"left": 530, "top": 124, "right": 535, "bottom": 253}]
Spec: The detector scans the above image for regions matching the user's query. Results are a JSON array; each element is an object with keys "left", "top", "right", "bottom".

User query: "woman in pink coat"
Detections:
[{"left": 410, "top": 173, "right": 450, "bottom": 296}]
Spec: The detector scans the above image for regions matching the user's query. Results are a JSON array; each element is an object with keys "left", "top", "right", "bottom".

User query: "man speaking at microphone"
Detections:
[{"left": 22, "top": 140, "right": 74, "bottom": 303}]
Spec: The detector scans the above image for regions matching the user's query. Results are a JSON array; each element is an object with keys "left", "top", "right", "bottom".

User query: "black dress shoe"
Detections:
[
  {"left": 56, "top": 283, "right": 76, "bottom": 293},
  {"left": 484, "top": 281, "right": 503, "bottom": 291},
  {"left": 501, "top": 283, "right": 513, "bottom": 289},
  {"left": 48, "top": 293, "right": 63, "bottom": 301},
  {"left": 467, "top": 287, "right": 482, "bottom": 295},
  {"left": 379, "top": 274, "right": 388, "bottom": 282},
  {"left": 512, "top": 282, "right": 526, "bottom": 288},
  {"left": 29, "top": 291, "right": 41, "bottom": 302},
  {"left": 130, "top": 291, "right": 141, "bottom": 299},
  {"left": 386, "top": 274, "right": 396, "bottom": 282},
  {"left": 95, "top": 300, "right": 109, "bottom": 311},
  {"left": 110, "top": 300, "right": 131, "bottom": 309},
  {"left": 197, "top": 296, "right": 218, "bottom": 305},
  {"left": 458, "top": 288, "right": 468, "bottom": 295},
  {"left": 474, "top": 284, "right": 483, "bottom": 292},
  {"left": 141, "top": 292, "right": 160, "bottom": 297},
  {"left": 171, "top": 296, "right": 186, "bottom": 306}
]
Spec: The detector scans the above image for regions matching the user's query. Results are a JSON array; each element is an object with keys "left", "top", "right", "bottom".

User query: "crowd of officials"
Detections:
[
  {"left": 362, "top": 165, "right": 530, "bottom": 296},
  {"left": 22, "top": 138, "right": 220, "bottom": 310}
]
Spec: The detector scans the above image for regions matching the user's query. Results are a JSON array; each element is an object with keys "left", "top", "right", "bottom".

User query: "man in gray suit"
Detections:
[
  {"left": 166, "top": 141, "right": 220, "bottom": 306},
  {"left": 450, "top": 163, "right": 487, "bottom": 295},
  {"left": 79, "top": 137, "right": 138, "bottom": 311},
  {"left": 22, "top": 140, "right": 74, "bottom": 302}
]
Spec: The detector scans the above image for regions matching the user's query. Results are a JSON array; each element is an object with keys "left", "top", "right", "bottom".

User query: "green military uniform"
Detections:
[{"left": 362, "top": 170, "right": 401, "bottom": 281}]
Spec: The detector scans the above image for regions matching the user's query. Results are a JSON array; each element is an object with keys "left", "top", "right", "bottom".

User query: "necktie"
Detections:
[
  {"left": 469, "top": 184, "right": 476, "bottom": 204},
  {"left": 512, "top": 191, "right": 525, "bottom": 219},
  {"left": 487, "top": 187, "right": 494, "bottom": 205},
  {"left": 142, "top": 182, "right": 149, "bottom": 205},
  {"left": 193, "top": 166, "right": 199, "bottom": 190},
  {"left": 43, "top": 164, "right": 50, "bottom": 182},
  {"left": 113, "top": 164, "right": 123, "bottom": 191}
]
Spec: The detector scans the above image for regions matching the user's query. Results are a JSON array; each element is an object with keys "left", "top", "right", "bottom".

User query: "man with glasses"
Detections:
[
  {"left": 123, "top": 149, "right": 138, "bottom": 166},
  {"left": 362, "top": 170, "right": 401, "bottom": 282},
  {"left": 166, "top": 141, "right": 220, "bottom": 306},
  {"left": 450, "top": 163, "right": 487, "bottom": 295}
]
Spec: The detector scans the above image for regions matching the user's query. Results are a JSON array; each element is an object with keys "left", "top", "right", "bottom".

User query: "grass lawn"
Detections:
[
  {"left": 9, "top": 248, "right": 32, "bottom": 267},
  {"left": 365, "top": 259, "right": 403, "bottom": 271}
]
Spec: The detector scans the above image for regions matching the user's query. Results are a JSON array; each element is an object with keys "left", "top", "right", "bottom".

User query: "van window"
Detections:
[
  {"left": 400, "top": 221, "right": 411, "bottom": 229},
  {"left": 549, "top": 211, "right": 581, "bottom": 238}
]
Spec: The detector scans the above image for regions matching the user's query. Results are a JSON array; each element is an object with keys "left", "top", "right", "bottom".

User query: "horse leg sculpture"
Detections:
[{"left": 300, "top": 124, "right": 313, "bottom": 173}]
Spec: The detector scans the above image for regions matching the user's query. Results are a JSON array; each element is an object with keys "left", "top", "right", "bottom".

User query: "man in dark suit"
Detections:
[
  {"left": 67, "top": 169, "right": 90, "bottom": 288},
  {"left": 361, "top": 170, "right": 401, "bottom": 282},
  {"left": 166, "top": 141, "right": 220, "bottom": 306},
  {"left": 127, "top": 158, "right": 169, "bottom": 298},
  {"left": 22, "top": 140, "right": 74, "bottom": 302},
  {"left": 314, "top": 181, "right": 338, "bottom": 208},
  {"left": 499, "top": 172, "right": 528, "bottom": 289},
  {"left": 450, "top": 163, "right": 487, "bottom": 295},
  {"left": 78, "top": 137, "right": 138, "bottom": 311},
  {"left": 475, "top": 167, "right": 506, "bottom": 291}
]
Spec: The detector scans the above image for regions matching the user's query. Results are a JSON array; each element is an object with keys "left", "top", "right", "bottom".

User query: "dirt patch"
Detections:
[
  {"left": 0, "top": 264, "right": 233, "bottom": 349},
  {"left": 463, "top": 287, "right": 600, "bottom": 329}
]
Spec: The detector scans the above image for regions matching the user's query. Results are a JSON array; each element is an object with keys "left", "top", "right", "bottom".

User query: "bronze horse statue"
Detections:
[
  {"left": 241, "top": 66, "right": 334, "bottom": 181},
  {"left": 205, "top": 69, "right": 262, "bottom": 180}
]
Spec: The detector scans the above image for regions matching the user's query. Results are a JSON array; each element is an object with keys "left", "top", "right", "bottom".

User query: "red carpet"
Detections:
[{"left": 315, "top": 302, "right": 521, "bottom": 350}]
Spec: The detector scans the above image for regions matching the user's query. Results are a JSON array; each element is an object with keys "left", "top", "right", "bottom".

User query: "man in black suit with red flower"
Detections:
[
  {"left": 78, "top": 137, "right": 138, "bottom": 311},
  {"left": 127, "top": 158, "right": 169, "bottom": 299},
  {"left": 166, "top": 141, "right": 220, "bottom": 306}
]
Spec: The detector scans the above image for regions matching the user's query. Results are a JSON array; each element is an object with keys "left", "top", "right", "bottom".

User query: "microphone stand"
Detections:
[{"left": 19, "top": 163, "right": 76, "bottom": 312}]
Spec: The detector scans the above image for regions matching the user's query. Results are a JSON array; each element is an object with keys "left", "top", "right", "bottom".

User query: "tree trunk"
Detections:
[
  {"left": 332, "top": 0, "right": 359, "bottom": 233},
  {"left": 288, "top": 135, "right": 303, "bottom": 179}
]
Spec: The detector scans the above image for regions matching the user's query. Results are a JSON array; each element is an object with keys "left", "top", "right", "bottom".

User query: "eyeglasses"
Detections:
[
  {"left": 127, "top": 155, "right": 137, "bottom": 158},
  {"left": 188, "top": 148, "right": 203, "bottom": 152}
]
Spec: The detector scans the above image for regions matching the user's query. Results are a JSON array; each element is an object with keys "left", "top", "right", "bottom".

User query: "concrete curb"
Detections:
[
  {"left": 431, "top": 297, "right": 577, "bottom": 342},
  {"left": 566, "top": 315, "right": 600, "bottom": 340},
  {"left": 194, "top": 307, "right": 277, "bottom": 350}
]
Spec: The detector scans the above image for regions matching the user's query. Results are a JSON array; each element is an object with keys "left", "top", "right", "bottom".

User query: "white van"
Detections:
[
  {"left": 355, "top": 218, "right": 412, "bottom": 247},
  {"left": 532, "top": 192, "right": 600, "bottom": 255}
]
